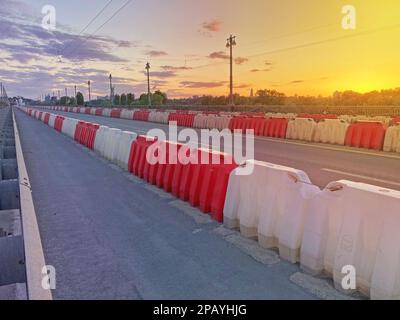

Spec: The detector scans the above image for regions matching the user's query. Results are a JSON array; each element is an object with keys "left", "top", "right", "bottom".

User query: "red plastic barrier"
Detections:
[
  {"left": 54, "top": 116, "right": 65, "bottom": 132},
  {"left": 69, "top": 107, "right": 74, "bottom": 112},
  {"left": 85, "top": 107, "right": 91, "bottom": 114},
  {"left": 74, "top": 121, "right": 99, "bottom": 149},
  {"left": 127, "top": 137, "right": 237, "bottom": 222},
  {"left": 345, "top": 122, "right": 386, "bottom": 150},
  {"left": 263, "top": 118, "right": 288, "bottom": 138},
  {"left": 133, "top": 111, "right": 150, "bottom": 121},
  {"left": 38, "top": 111, "right": 43, "bottom": 121},
  {"left": 168, "top": 113, "right": 195, "bottom": 127},
  {"left": 229, "top": 116, "right": 266, "bottom": 135},
  {"left": 393, "top": 116, "right": 400, "bottom": 124},
  {"left": 297, "top": 113, "right": 337, "bottom": 122},
  {"left": 95, "top": 108, "right": 103, "bottom": 116},
  {"left": 110, "top": 108, "right": 122, "bottom": 118},
  {"left": 28, "top": 109, "right": 33, "bottom": 116},
  {"left": 43, "top": 113, "right": 50, "bottom": 125},
  {"left": 128, "top": 135, "right": 157, "bottom": 177}
]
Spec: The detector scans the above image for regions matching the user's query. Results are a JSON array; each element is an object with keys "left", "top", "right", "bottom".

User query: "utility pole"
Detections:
[
  {"left": 58, "top": 90, "right": 60, "bottom": 100},
  {"left": 74, "top": 85, "right": 77, "bottom": 105},
  {"left": 145, "top": 62, "right": 151, "bottom": 108},
  {"left": 109, "top": 74, "right": 113, "bottom": 105},
  {"left": 226, "top": 35, "right": 236, "bottom": 109},
  {"left": 65, "top": 88, "right": 68, "bottom": 97},
  {"left": 88, "top": 81, "right": 91, "bottom": 101}
]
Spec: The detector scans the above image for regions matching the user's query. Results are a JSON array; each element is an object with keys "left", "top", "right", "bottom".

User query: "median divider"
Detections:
[
  {"left": 383, "top": 124, "right": 400, "bottom": 152},
  {"left": 313, "top": 119, "right": 349, "bottom": 145},
  {"left": 345, "top": 121, "right": 386, "bottom": 150},
  {"left": 286, "top": 118, "right": 317, "bottom": 141},
  {"left": 300, "top": 180, "right": 400, "bottom": 299}
]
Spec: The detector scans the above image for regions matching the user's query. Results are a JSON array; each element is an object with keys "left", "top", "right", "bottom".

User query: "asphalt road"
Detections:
[
  {"left": 44, "top": 109, "right": 400, "bottom": 191},
  {"left": 15, "top": 109, "right": 332, "bottom": 300}
]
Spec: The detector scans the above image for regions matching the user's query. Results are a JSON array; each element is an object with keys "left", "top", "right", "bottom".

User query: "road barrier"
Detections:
[
  {"left": 383, "top": 124, "right": 400, "bottom": 152},
  {"left": 313, "top": 119, "right": 349, "bottom": 145},
  {"left": 110, "top": 108, "right": 122, "bottom": 118},
  {"left": 54, "top": 116, "right": 64, "bottom": 132},
  {"left": 149, "top": 111, "right": 170, "bottom": 124},
  {"left": 224, "top": 160, "right": 319, "bottom": 262},
  {"left": 286, "top": 118, "right": 317, "bottom": 141},
  {"left": 297, "top": 113, "right": 338, "bottom": 122},
  {"left": 345, "top": 121, "right": 386, "bottom": 150},
  {"left": 262, "top": 118, "right": 288, "bottom": 138},
  {"left": 168, "top": 113, "right": 195, "bottom": 127},
  {"left": 301, "top": 180, "right": 400, "bottom": 299},
  {"left": 121, "top": 109, "right": 134, "bottom": 120}
]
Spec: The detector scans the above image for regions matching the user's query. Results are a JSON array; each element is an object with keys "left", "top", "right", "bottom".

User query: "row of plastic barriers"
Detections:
[
  {"left": 42, "top": 106, "right": 400, "bottom": 153},
  {"left": 223, "top": 160, "right": 400, "bottom": 300},
  {"left": 21, "top": 106, "right": 400, "bottom": 299}
]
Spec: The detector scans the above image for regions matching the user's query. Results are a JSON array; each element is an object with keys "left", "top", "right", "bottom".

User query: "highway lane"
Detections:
[
  {"left": 44, "top": 109, "right": 400, "bottom": 191},
  {"left": 16, "top": 109, "right": 323, "bottom": 299}
]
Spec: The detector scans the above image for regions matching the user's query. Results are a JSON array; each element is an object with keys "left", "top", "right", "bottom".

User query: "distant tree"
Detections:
[
  {"left": 120, "top": 93, "right": 127, "bottom": 105},
  {"left": 138, "top": 93, "right": 149, "bottom": 105},
  {"left": 154, "top": 90, "right": 167, "bottom": 104},
  {"left": 60, "top": 96, "right": 68, "bottom": 105},
  {"left": 127, "top": 93, "right": 135, "bottom": 105},
  {"left": 113, "top": 94, "right": 121, "bottom": 105},
  {"left": 76, "top": 92, "right": 84, "bottom": 105},
  {"left": 69, "top": 97, "right": 76, "bottom": 105}
]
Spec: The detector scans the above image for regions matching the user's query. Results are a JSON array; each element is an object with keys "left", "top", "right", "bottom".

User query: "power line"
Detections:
[
  {"left": 59, "top": 0, "right": 114, "bottom": 58},
  {"left": 60, "top": 0, "right": 133, "bottom": 60},
  {"left": 188, "top": 22, "right": 400, "bottom": 71}
]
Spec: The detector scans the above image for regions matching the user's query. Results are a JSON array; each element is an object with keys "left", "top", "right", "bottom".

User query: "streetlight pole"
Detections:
[
  {"left": 109, "top": 74, "right": 113, "bottom": 105},
  {"left": 88, "top": 81, "right": 91, "bottom": 101},
  {"left": 74, "top": 85, "right": 77, "bottom": 106},
  {"left": 226, "top": 35, "right": 236, "bottom": 108},
  {"left": 145, "top": 62, "right": 151, "bottom": 108}
]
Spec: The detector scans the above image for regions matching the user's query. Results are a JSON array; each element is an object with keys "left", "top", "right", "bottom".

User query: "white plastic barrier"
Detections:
[
  {"left": 103, "top": 128, "right": 122, "bottom": 161},
  {"left": 61, "top": 117, "right": 78, "bottom": 138},
  {"left": 48, "top": 114, "right": 56, "bottom": 128},
  {"left": 102, "top": 108, "right": 111, "bottom": 117},
  {"left": 354, "top": 116, "right": 391, "bottom": 126},
  {"left": 193, "top": 114, "right": 206, "bottom": 129},
  {"left": 313, "top": 119, "right": 349, "bottom": 145},
  {"left": 286, "top": 118, "right": 317, "bottom": 141},
  {"left": 300, "top": 180, "right": 400, "bottom": 299},
  {"left": 72, "top": 107, "right": 78, "bottom": 113},
  {"left": 224, "top": 160, "right": 320, "bottom": 263},
  {"left": 121, "top": 109, "right": 134, "bottom": 120},
  {"left": 114, "top": 131, "right": 138, "bottom": 169},
  {"left": 383, "top": 125, "right": 400, "bottom": 152},
  {"left": 93, "top": 126, "right": 109, "bottom": 155},
  {"left": 149, "top": 111, "right": 170, "bottom": 124},
  {"left": 90, "top": 108, "right": 97, "bottom": 115},
  {"left": 266, "top": 112, "right": 297, "bottom": 119}
]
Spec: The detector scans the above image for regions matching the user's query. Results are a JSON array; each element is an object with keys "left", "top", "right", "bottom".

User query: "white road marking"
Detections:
[{"left": 321, "top": 168, "right": 400, "bottom": 187}]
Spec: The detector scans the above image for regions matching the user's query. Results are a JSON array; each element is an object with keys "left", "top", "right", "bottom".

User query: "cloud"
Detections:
[
  {"left": 290, "top": 80, "right": 304, "bottom": 84},
  {"left": 180, "top": 81, "right": 226, "bottom": 88},
  {"left": 146, "top": 50, "right": 168, "bottom": 57},
  {"left": 160, "top": 65, "right": 192, "bottom": 71},
  {"left": 208, "top": 51, "right": 229, "bottom": 59},
  {"left": 202, "top": 19, "right": 223, "bottom": 32},
  {"left": 265, "top": 60, "right": 273, "bottom": 65},
  {"left": 234, "top": 57, "right": 248, "bottom": 65},
  {"left": 233, "top": 83, "right": 251, "bottom": 89},
  {"left": 250, "top": 68, "right": 271, "bottom": 73},
  {"left": 147, "top": 71, "right": 177, "bottom": 79}
]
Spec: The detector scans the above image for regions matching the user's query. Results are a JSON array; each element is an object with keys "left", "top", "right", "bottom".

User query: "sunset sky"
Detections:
[{"left": 1, "top": 0, "right": 400, "bottom": 99}]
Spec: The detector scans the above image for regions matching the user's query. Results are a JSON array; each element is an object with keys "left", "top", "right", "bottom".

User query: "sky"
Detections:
[{"left": 1, "top": 0, "right": 400, "bottom": 99}]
